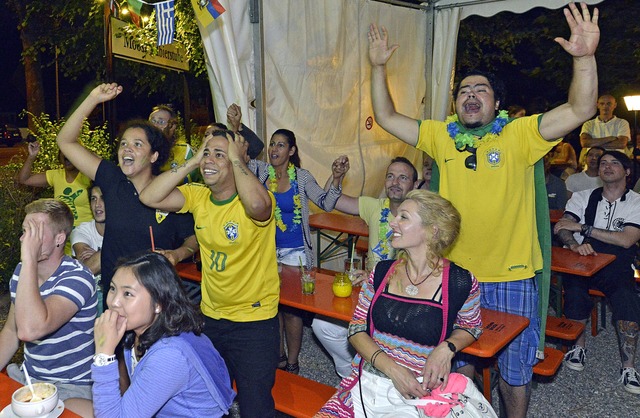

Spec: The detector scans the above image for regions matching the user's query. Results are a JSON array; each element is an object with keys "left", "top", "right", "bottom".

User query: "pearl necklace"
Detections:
[{"left": 404, "top": 259, "right": 440, "bottom": 296}]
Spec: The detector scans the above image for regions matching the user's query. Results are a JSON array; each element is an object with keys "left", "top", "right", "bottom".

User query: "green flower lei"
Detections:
[
  {"left": 268, "top": 163, "right": 302, "bottom": 232},
  {"left": 445, "top": 110, "right": 510, "bottom": 150}
]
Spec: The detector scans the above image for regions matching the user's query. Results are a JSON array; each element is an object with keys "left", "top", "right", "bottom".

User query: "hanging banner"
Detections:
[{"left": 111, "top": 17, "right": 189, "bottom": 72}]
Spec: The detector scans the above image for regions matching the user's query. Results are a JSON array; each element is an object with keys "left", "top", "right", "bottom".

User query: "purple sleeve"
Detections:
[{"left": 92, "top": 346, "right": 190, "bottom": 418}]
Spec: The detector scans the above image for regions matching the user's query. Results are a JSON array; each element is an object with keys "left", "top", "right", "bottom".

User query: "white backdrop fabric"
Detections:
[{"left": 195, "top": 0, "right": 604, "bottom": 197}]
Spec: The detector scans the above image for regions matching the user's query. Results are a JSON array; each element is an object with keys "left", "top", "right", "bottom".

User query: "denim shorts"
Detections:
[{"left": 454, "top": 278, "right": 540, "bottom": 386}]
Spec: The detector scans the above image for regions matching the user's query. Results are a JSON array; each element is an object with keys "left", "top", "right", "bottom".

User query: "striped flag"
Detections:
[
  {"left": 156, "top": 0, "right": 175, "bottom": 46},
  {"left": 191, "top": 0, "right": 226, "bottom": 28}
]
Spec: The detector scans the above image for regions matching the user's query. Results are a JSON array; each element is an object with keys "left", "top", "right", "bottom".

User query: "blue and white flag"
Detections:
[{"left": 156, "top": 0, "right": 175, "bottom": 46}]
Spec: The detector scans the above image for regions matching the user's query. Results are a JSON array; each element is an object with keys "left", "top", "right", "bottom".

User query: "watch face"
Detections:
[{"left": 94, "top": 354, "right": 115, "bottom": 366}]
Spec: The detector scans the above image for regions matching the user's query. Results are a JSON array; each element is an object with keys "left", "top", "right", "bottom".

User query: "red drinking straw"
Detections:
[{"left": 149, "top": 225, "right": 155, "bottom": 252}]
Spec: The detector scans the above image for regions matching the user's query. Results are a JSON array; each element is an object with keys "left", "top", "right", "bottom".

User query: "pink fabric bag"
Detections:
[{"left": 387, "top": 373, "right": 497, "bottom": 418}]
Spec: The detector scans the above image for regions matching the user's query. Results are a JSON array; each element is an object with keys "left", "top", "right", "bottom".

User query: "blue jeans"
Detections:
[{"left": 203, "top": 316, "right": 279, "bottom": 418}]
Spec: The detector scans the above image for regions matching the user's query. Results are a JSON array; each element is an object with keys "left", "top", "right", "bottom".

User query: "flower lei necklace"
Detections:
[
  {"left": 268, "top": 163, "right": 302, "bottom": 232},
  {"left": 446, "top": 110, "right": 510, "bottom": 150},
  {"left": 378, "top": 201, "right": 392, "bottom": 258}
]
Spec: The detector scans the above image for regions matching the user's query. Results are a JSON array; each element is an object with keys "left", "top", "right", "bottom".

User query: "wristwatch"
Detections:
[
  {"left": 444, "top": 340, "right": 457, "bottom": 354},
  {"left": 93, "top": 353, "right": 116, "bottom": 367}
]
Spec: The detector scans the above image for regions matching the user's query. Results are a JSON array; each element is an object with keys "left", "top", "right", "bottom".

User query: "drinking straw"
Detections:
[
  {"left": 349, "top": 240, "right": 356, "bottom": 270},
  {"left": 298, "top": 256, "right": 305, "bottom": 271},
  {"left": 149, "top": 225, "right": 155, "bottom": 252}
]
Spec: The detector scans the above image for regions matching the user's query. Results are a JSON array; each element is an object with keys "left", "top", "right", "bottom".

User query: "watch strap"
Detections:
[
  {"left": 93, "top": 353, "right": 116, "bottom": 367},
  {"left": 445, "top": 340, "right": 457, "bottom": 353}
]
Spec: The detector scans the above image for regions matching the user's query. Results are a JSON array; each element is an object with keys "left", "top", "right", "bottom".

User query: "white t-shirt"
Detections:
[
  {"left": 565, "top": 171, "right": 603, "bottom": 193},
  {"left": 565, "top": 188, "right": 640, "bottom": 244},
  {"left": 70, "top": 220, "right": 104, "bottom": 256},
  {"left": 580, "top": 116, "right": 631, "bottom": 147}
]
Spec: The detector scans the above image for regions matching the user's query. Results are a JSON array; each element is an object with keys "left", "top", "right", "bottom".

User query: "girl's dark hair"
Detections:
[
  {"left": 272, "top": 129, "right": 301, "bottom": 168},
  {"left": 116, "top": 252, "right": 203, "bottom": 356},
  {"left": 118, "top": 120, "right": 170, "bottom": 175}
]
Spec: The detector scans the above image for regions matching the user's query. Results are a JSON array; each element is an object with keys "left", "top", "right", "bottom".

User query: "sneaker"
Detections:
[
  {"left": 620, "top": 367, "right": 640, "bottom": 394},
  {"left": 564, "top": 345, "right": 586, "bottom": 371}
]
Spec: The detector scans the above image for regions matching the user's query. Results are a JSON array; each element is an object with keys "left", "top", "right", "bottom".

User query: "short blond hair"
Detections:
[{"left": 24, "top": 199, "right": 73, "bottom": 238}]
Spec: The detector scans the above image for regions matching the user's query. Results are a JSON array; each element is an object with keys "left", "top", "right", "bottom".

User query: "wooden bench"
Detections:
[
  {"left": 233, "top": 370, "right": 336, "bottom": 418},
  {"left": 533, "top": 347, "right": 564, "bottom": 377},
  {"left": 272, "top": 369, "right": 336, "bottom": 417},
  {"left": 545, "top": 316, "right": 585, "bottom": 352}
]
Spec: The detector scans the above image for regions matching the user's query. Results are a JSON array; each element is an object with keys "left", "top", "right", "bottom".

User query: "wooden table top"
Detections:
[
  {"left": 309, "top": 213, "right": 369, "bottom": 237},
  {"left": 0, "top": 374, "right": 81, "bottom": 417},
  {"left": 549, "top": 209, "right": 564, "bottom": 223},
  {"left": 551, "top": 247, "right": 616, "bottom": 277},
  {"left": 176, "top": 263, "right": 529, "bottom": 359},
  {"left": 176, "top": 262, "right": 201, "bottom": 282},
  {"left": 279, "top": 265, "right": 359, "bottom": 322},
  {"left": 277, "top": 266, "right": 528, "bottom": 359}
]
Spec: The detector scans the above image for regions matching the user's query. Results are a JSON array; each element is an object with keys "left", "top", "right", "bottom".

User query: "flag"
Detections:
[
  {"left": 156, "top": 0, "right": 175, "bottom": 46},
  {"left": 128, "top": 0, "right": 144, "bottom": 15},
  {"left": 191, "top": 0, "right": 226, "bottom": 28},
  {"left": 129, "top": 10, "right": 142, "bottom": 28}
]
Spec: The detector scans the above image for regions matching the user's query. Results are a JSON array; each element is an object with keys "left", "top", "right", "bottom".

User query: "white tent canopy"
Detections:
[{"left": 196, "top": 0, "right": 602, "bottom": 196}]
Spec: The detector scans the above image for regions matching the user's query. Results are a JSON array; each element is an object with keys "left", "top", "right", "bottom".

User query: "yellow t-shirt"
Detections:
[
  {"left": 178, "top": 183, "right": 279, "bottom": 322},
  {"left": 161, "top": 141, "right": 200, "bottom": 183},
  {"left": 417, "top": 115, "right": 559, "bottom": 282},
  {"left": 45, "top": 169, "right": 92, "bottom": 226}
]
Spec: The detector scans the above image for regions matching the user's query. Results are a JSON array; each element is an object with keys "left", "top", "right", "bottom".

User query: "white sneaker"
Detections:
[
  {"left": 619, "top": 367, "right": 640, "bottom": 394},
  {"left": 563, "top": 345, "right": 586, "bottom": 371}
]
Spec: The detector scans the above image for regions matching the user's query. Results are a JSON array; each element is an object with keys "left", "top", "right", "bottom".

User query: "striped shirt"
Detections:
[{"left": 11, "top": 256, "right": 97, "bottom": 385}]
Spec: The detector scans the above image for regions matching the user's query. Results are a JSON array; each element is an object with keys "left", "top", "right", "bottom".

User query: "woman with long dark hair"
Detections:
[
  {"left": 85, "top": 252, "right": 234, "bottom": 417},
  {"left": 56, "top": 83, "right": 198, "bottom": 309},
  {"left": 256, "top": 128, "right": 346, "bottom": 374}
]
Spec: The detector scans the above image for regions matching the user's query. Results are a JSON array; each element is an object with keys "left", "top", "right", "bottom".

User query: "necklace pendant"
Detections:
[{"left": 405, "top": 284, "right": 419, "bottom": 296}]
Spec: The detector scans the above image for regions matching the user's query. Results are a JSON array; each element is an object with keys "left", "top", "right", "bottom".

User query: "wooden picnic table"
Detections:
[{"left": 309, "top": 212, "right": 368, "bottom": 267}]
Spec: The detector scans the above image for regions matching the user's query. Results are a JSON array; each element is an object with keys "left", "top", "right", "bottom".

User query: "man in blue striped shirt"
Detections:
[{"left": 0, "top": 199, "right": 97, "bottom": 401}]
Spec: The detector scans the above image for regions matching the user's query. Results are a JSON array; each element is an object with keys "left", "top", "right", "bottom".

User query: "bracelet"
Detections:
[
  {"left": 370, "top": 349, "right": 384, "bottom": 368},
  {"left": 580, "top": 224, "right": 594, "bottom": 238}
]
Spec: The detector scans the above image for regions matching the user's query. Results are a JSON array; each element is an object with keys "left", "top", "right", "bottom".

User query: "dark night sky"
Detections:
[{"left": 0, "top": 4, "right": 26, "bottom": 124}]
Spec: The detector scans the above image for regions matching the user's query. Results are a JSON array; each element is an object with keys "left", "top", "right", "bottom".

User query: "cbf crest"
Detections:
[
  {"left": 483, "top": 147, "right": 503, "bottom": 169},
  {"left": 224, "top": 221, "right": 239, "bottom": 242}
]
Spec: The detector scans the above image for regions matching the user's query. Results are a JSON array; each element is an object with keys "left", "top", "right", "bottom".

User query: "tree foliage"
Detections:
[
  {"left": 5, "top": 0, "right": 209, "bottom": 113},
  {"left": 456, "top": 0, "right": 640, "bottom": 109}
]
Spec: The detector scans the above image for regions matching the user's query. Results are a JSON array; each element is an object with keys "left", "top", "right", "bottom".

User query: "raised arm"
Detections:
[
  {"left": 539, "top": 3, "right": 600, "bottom": 140},
  {"left": 16, "top": 142, "right": 48, "bottom": 187},
  {"left": 368, "top": 24, "right": 419, "bottom": 145},
  {"left": 228, "top": 134, "right": 272, "bottom": 221},
  {"left": 57, "top": 83, "right": 123, "bottom": 180},
  {"left": 139, "top": 148, "right": 204, "bottom": 212},
  {"left": 14, "top": 219, "right": 82, "bottom": 341}
]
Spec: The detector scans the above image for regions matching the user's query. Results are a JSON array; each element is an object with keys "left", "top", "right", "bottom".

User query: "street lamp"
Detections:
[{"left": 624, "top": 95, "right": 640, "bottom": 152}]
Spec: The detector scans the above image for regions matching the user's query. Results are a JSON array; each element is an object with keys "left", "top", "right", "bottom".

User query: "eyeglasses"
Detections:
[
  {"left": 150, "top": 118, "right": 169, "bottom": 126},
  {"left": 465, "top": 148, "right": 477, "bottom": 171}
]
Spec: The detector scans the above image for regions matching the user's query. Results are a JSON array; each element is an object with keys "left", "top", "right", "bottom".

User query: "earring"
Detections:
[
  {"left": 155, "top": 308, "right": 160, "bottom": 313},
  {"left": 56, "top": 243, "right": 60, "bottom": 248}
]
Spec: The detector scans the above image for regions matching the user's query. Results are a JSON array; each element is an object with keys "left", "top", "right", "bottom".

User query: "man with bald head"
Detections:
[{"left": 580, "top": 94, "right": 631, "bottom": 158}]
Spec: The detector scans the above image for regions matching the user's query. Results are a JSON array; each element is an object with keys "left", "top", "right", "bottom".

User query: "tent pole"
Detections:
[
  {"left": 250, "top": 0, "right": 266, "bottom": 143},
  {"left": 424, "top": 2, "right": 435, "bottom": 120}
]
